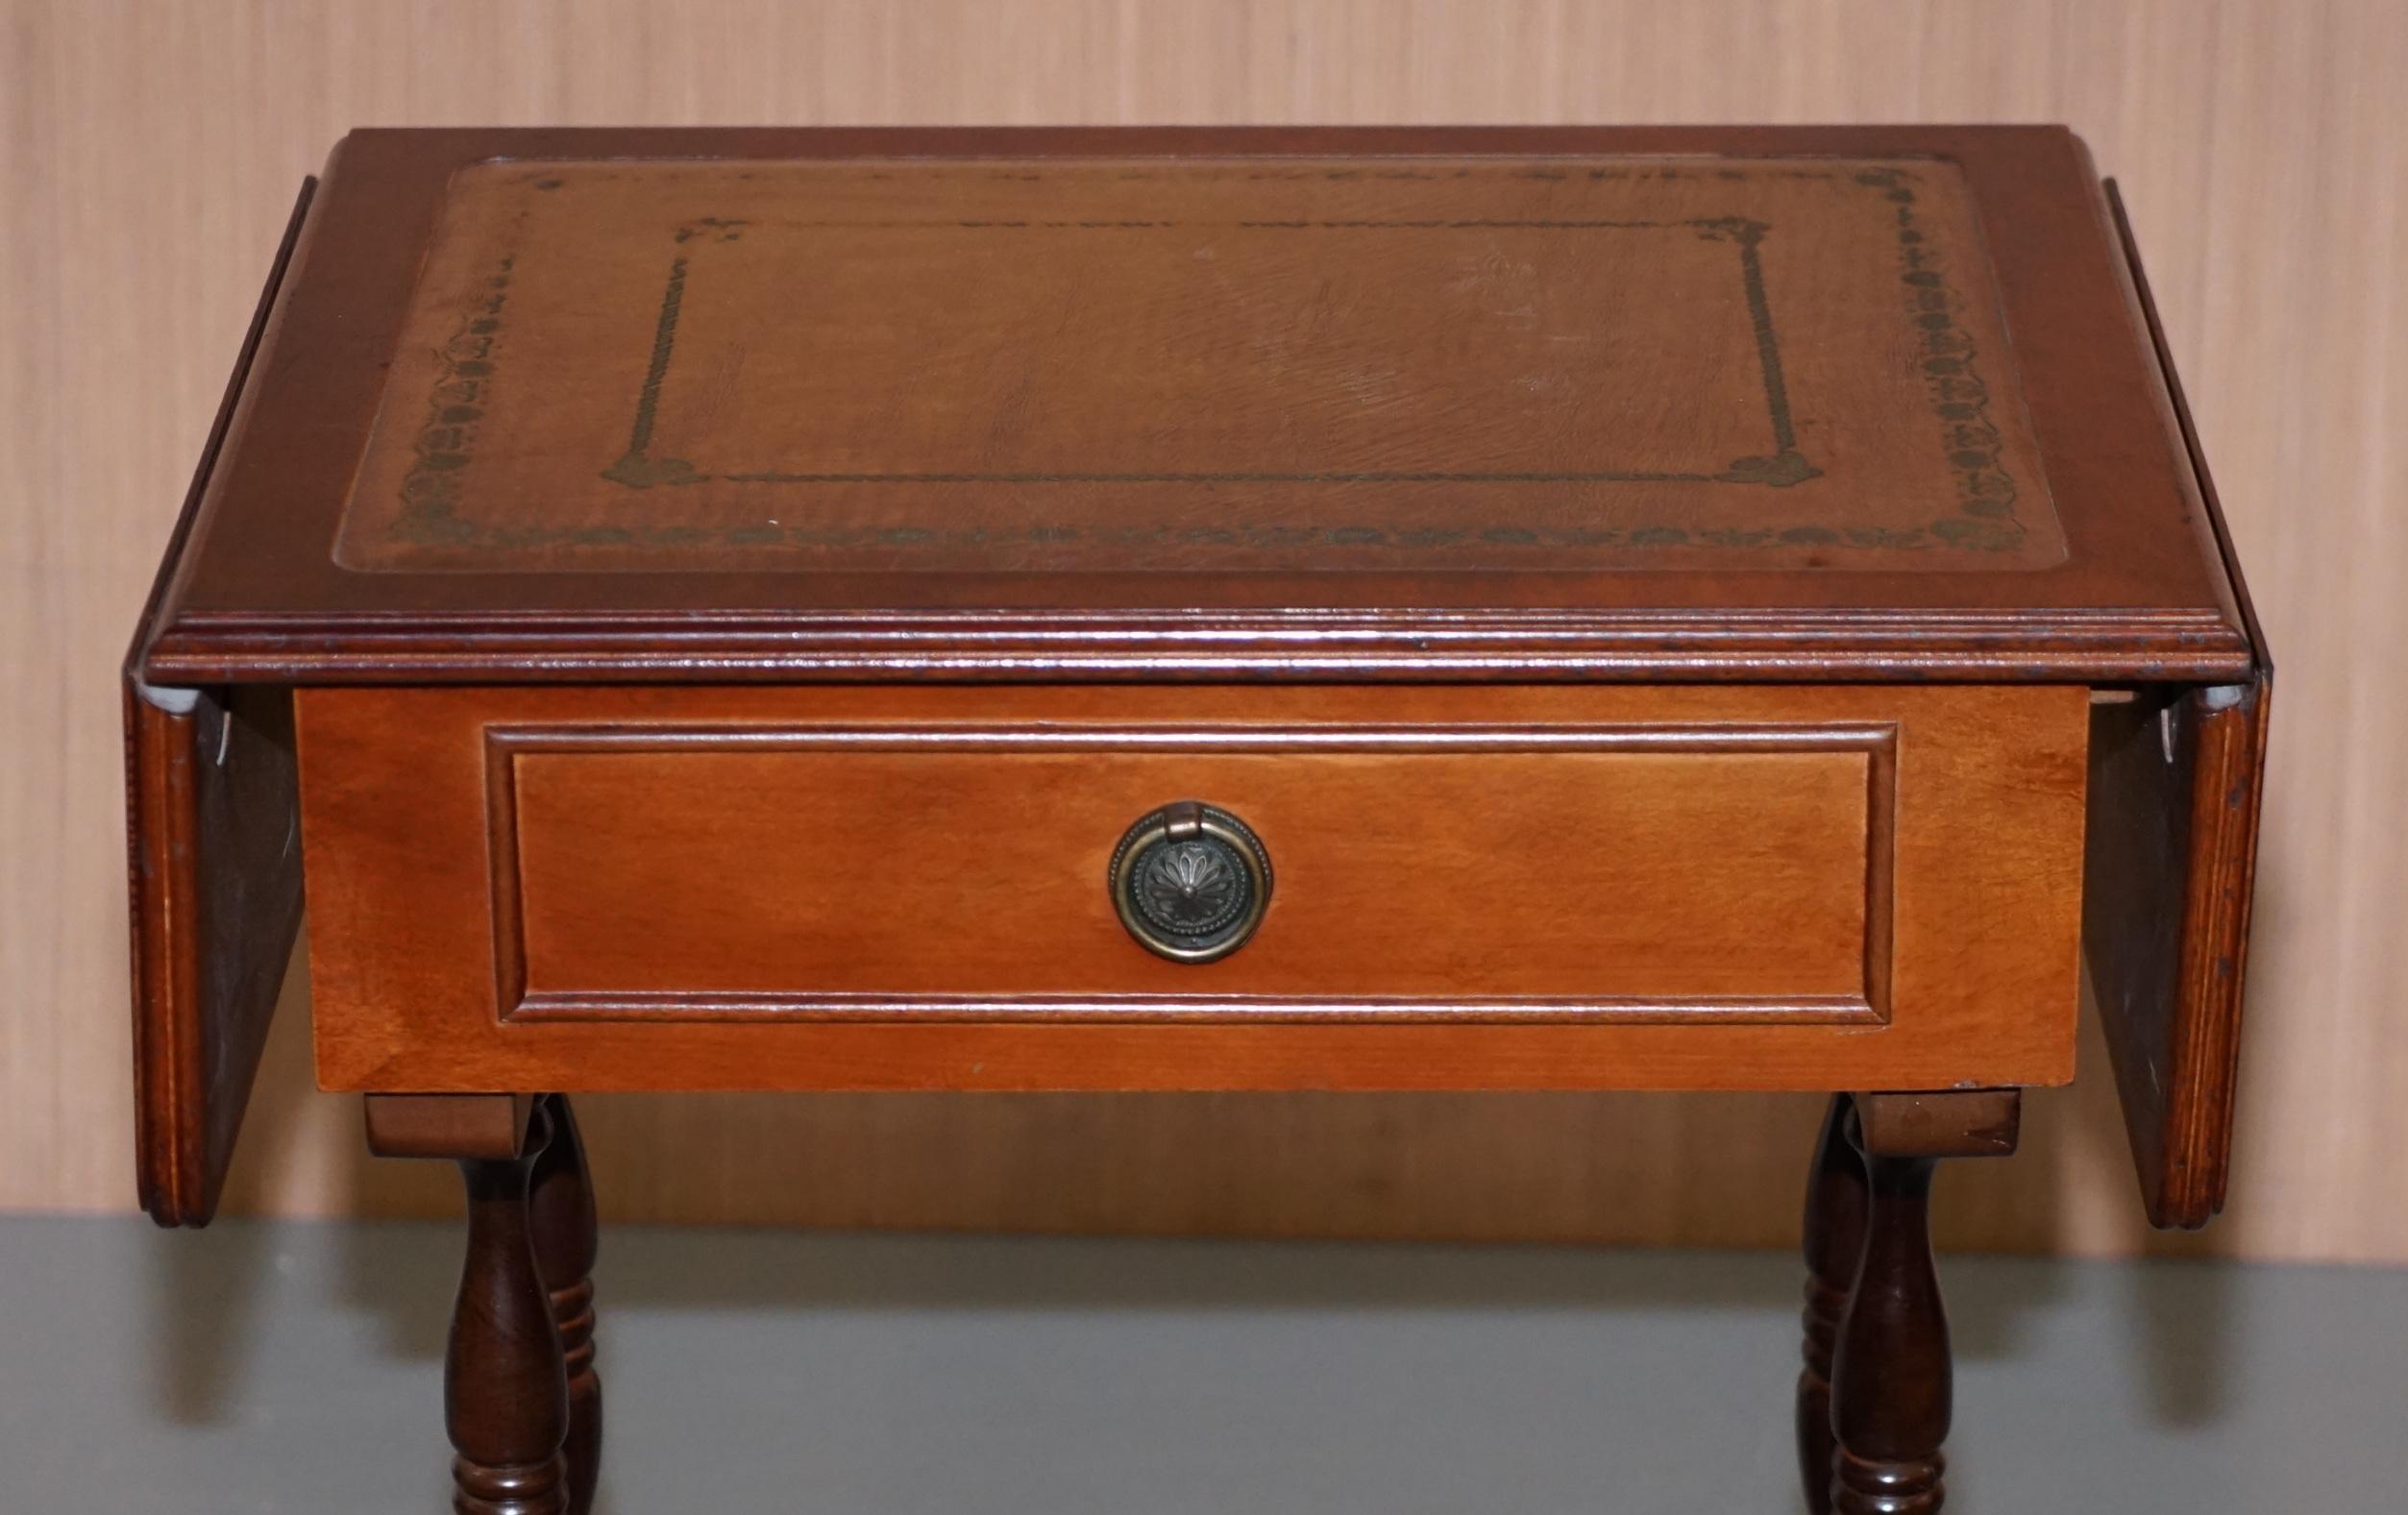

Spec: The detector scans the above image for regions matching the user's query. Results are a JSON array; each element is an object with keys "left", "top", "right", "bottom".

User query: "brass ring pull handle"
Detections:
[{"left": 1107, "top": 801, "right": 1273, "bottom": 964}]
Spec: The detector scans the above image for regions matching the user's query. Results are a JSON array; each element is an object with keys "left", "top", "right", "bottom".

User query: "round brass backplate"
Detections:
[{"left": 1107, "top": 801, "right": 1273, "bottom": 964}]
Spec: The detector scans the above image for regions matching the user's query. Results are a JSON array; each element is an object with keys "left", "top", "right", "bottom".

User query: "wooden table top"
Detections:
[{"left": 132, "top": 124, "right": 2253, "bottom": 685}]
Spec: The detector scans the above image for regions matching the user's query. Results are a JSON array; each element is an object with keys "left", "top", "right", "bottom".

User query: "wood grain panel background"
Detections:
[{"left": 5, "top": 0, "right": 2401, "bottom": 1260}]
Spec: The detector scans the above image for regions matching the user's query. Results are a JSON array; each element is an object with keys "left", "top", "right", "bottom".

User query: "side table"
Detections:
[{"left": 125, "top": 125, "right": 2269, "bottom": 1513}]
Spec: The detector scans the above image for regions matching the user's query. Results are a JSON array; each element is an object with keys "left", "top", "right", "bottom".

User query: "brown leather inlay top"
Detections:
[{"left": 338, "top": 156, "right": 2062, "bottom": 574}]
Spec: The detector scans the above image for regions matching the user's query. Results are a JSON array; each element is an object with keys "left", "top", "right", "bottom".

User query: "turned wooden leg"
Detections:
[
  {"left": 1797, "top": 1094, "right": 1867, "bottom": 1515},
  {"left": 368, "top": 1095, "right": 571, "bottom": 1515},
  {"left": 1831, "top": 1145, "right": 1947, "bottom": 1514},
  {"left": 528, "top": 1095, "right": 602, "bottom": 1515},
  {"left": 1826, "top": 1090, "right": 2020, "bottom": 1515}
]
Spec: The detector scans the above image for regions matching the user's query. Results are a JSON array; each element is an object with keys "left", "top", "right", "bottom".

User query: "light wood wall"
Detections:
[{"left": 5, "top": 0, "right": 2402, "bottom": 1261}]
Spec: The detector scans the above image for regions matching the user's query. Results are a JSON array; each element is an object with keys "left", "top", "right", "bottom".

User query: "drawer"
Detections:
[
  {"left": 297, "top": 684, "right": 2088, "bottom": 1093},
  {"left": 500, "top": 730, "right": 1884, "bottom": 1014}
]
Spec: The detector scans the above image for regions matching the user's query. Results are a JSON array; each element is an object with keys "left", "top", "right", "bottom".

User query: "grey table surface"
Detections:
[{"left": 3, "top": 1214, "right": 2402, "bottom": 1512}]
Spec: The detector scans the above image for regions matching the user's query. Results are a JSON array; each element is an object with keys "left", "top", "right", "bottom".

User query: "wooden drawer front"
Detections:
[
  {"left": 298, "top": 686, "right": 2087, "bottom": 1093},
  {"left": 499, "top": 730, "right": 1884, "bottom": 1018}
]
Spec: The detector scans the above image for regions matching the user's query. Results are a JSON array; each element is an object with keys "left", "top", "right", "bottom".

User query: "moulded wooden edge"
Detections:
[
  {"left": 125, "top": 179, "right": 315, "bottom": 1228},
  {"left": 2088, "top": 183, "right": 2273, "bottom": 1230},
  {"left": 140, "top": 606, "right": 2258, "bottom": 686}
]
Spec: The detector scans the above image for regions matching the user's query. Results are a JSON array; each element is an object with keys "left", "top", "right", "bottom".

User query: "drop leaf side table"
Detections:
[{"left": 124, "top": 126, "right": 2269, "bottom": 1514}]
